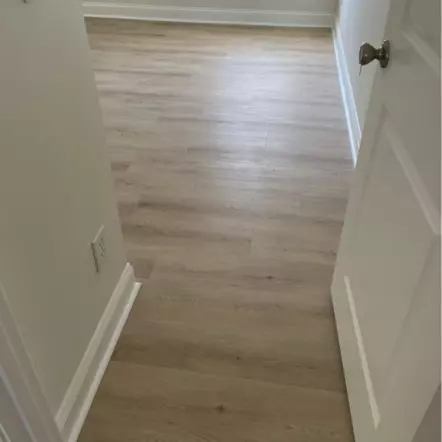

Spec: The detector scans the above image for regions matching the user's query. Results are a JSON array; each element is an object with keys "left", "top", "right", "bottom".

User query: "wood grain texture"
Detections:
[{"left": 80, "top": 18, "right": 354, "bottom": 442}]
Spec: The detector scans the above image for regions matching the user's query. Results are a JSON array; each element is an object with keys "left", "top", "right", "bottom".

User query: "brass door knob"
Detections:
[{"left": 359, "top": 40, "right": 390, "bottom": 68}]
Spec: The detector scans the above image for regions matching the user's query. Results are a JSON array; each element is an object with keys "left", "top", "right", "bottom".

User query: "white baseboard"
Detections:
[
  {"left": 83, "top": 2, "right": 334, "bottom": 28},
  {"left": 332, "top": 23, "right": 361, "bottom": 166},
  {"left": 55, "top": 263, "right": 141, "bottom": 442}
]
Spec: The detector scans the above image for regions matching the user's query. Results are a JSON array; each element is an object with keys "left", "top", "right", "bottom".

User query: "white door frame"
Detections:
[{"left": 0, "top": 281, "right": 63, "bottom": 442}]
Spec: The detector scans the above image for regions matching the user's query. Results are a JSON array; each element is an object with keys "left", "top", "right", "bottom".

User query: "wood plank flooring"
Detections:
[{"left": 80, "top": 19, "right": 354, "bottom": 442}]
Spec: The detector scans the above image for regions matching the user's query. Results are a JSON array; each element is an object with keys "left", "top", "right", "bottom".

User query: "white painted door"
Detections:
[
  {"left": 0, "top": 376, "right": 34, "bottom": 442},
  {"left": 331, "top": 0, "right": 440, "bottom": 441},
  {"left": 0, "top": 283, "right": 63, "bottom": 442}
]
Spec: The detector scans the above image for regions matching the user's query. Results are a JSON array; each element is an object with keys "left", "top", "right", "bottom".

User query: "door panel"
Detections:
[
  {"left": 378, "top": 241, "right": 440, "bottom": 442},
  {"left": 332, "top": 0, "right": 440, "bottom": 440},
  {"left": 387, "top": 0, "right": 440, "bottom": 207},
  {"left": 406, "top": 0, "right": 440, "bottom": 59},
  {"left": 351, "top": 118, "right": 435, "bottom": 400}
]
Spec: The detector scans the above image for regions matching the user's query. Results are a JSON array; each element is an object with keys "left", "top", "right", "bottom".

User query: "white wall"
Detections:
[
  {"left": 0, "top": 0, "right": 127, "bottom": 417},
  {"left": 335, "top": 0, "right": 390, "bottom": 153}
]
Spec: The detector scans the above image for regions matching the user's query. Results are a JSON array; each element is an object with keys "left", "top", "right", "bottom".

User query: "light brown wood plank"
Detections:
[
  {"left": 79, "top": 18, "right": 354, "bottom": 442},
  {"left": 80, "top": 362, "right": 353, "bottom": 442}
]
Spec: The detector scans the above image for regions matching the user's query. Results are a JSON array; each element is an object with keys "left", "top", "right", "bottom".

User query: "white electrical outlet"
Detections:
[{"left": 91, "top": 225, "right": 106, "bottom": 273}]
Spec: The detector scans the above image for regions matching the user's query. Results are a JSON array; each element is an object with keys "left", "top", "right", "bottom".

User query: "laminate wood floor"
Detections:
[{"left": 80, "top": 18, "right": 354, "bottom": 442}]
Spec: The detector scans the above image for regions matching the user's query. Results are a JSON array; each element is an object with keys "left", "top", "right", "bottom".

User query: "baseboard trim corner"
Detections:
[
  {"left": 82, "top": 2, "right": 334, "bottom": 28},
  {"left": 332, "top": 23, "right": 361, "bottom": 166},
  {"left": 55, "top": 263, "right": 141, "bottom": 442}
]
